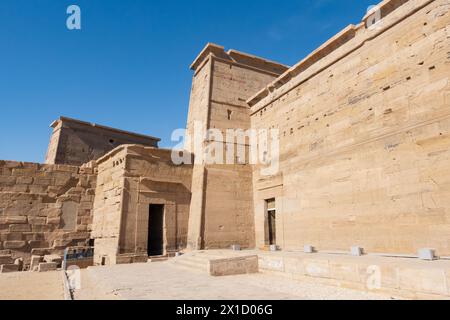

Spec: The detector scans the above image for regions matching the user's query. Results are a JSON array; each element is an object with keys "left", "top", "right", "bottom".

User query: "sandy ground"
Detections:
[
  {"left": 0, "top": 270, "right": 64, "bottom": 300},
  {"left": 0, "top": 260, "right": 395, "bottom": 300},
  {"left": 74, "top": 262, "right": 393, "bottom": 300}
]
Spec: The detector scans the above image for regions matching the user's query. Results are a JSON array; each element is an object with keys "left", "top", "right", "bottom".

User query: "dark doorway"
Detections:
[
  {"left": 148, "top": 204, "right": 164, "bottom": 256},
  {"left": 265, "top": 199, "right": 276, "bottom": 245}
]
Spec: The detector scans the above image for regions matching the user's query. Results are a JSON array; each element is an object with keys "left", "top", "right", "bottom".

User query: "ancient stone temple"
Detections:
[{"left": 0, "top": 0, "right": 449, "bottom": 274}]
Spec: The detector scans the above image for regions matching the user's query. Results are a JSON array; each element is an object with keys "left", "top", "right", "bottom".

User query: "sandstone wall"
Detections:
[
  {"left": 91, "top": 147, "right": 127, "bottom": 265},
  {"left": 250, "top": 0, "right": 450, "bottom": 255},
  {"left": 186, "top": 44, "right": 289, "bottom": 250},
  {"left": 92, "top": 145, "right": 193, "bottom": 265},
  {"left": 46, "top": 117, "right": 160, "bottom": 166},
  {"left": 0, "top": 160, "right": 96, "bottom": 266}
]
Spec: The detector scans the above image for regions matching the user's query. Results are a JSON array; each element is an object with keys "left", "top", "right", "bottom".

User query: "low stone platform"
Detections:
[
  {"left": 73, "top": 259, "right": 390, "bottom": 300},
  {"left": 171, "top": 249, "right": 450, "bottom": 299},
  {"left": 256, "top": 250, "right": 450, "bottom": 300},
  {"left": 171, "top": 251, "right": 258, "bottom": 276}
]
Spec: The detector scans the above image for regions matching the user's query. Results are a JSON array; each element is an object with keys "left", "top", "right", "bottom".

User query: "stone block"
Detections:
[
  {"left": 53, "top": 239, "right": 71, "bottom": 248},
  {"left": 30, "top": 256, "right": 43, "bottom": 270},
  {"left": 418, "top": 248, "right": 436, "bottom": 261},
  {"left": 0, "top": 264, "right": 19, "bottom": 273},
  {"left": 258, "top": 256, "right": 284, "bottom": 272},
  {"left": 31, "top": 248, "right": 51, "bottom": 256},
  {"left": 44, "top": 254, "right": 62, "bottom": 266},
  {"left": 3, "top": 241, "right": 26, "bottom": 249},
  {"left": 284, "top": 257, "right": 305, "bottom": 275},
  {"left": 0, "top": 255, "right": 13, "bottom": 265},
  {"left": 10, "top": 185, "right": 28, "bottom": 192},
  {"left": 38, "top": 262, "right": 58, "bottom": 272},
  {"left": 9, "top": 224, "right": 31, "bottom": 232},
  {"left": 209, "top": 256, "right": 259, "bottom": 276},
  {"left": 329, "top": 260, "right": 361, "bottom": 283},
  {"left": 0, "top": 176, "right": 16, "bottom": 185},
  {"left": 33, "top": 177, "right": 53, "bottom": 186},
  {"left": 398, "top": 267, "right": 448, "bottom": 296},
  {"left": 16, "top": 177, "right": 33, "bottom": 184},
  {"left": 6, "top": 233, "right": 23, "bottom": 241},
  {"left": 28, "top": 217, "right": 47, "bottom": 225},
  {"left": 28, "top": 185, "right": 47, "bottom": 193},
  {"left": 304, "top": 245, "right": 315, "bottom": 253},
  {"left": 46, "top": 217, "right": 61, "bottom": 225},
  {"left": 303, "top": 259, "right": 331, "bottom": 279},
  {"left": 0, "top": 216, "right": 27, "bottom": 224},
  {"left": 28, "top": 240, "right": 49, "bottom": 249},
  {"left": 32, "top": 225, "right": 52, "bottom": 233}
]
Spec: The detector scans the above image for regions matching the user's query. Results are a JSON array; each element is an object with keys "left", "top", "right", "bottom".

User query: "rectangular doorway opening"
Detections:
[
  {"left": 148, "top": 204, "right": 164, "bottom": 257},
  {"left": 265, "top": 199, "right": 276, "bottom": 245}
]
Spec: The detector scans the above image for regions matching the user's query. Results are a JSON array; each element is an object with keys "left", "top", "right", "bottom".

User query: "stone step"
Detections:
[
  {"left": 149, "top": 256, "right": 168, "bottom": 263},
  {"left": 171, "top": 252, "right": 260, "bottom": 276}
]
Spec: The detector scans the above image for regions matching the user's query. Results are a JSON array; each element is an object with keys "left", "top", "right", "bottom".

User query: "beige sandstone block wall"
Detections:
[
  {"left": 120, "top": 145, "right": 193, "bottom": 259},
  {"left": 91, "top": 147, "right": 127, "bottom": 265},
  {"left": 46, "top": 117, "right": 160, "bottom": 166},
  {"left": 0, "top": 160, "right": 96, "bottom": 265},
  {"left": 250, "top": 0, "right": 450, "bottom": 255},
  {"left": 186, "top": 44, "right": 289, "bottom": 250},
  {"left": 92, "top": 145, "right": 193, "bottom": 264}
]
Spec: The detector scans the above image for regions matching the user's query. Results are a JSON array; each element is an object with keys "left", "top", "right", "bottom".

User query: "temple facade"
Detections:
[{"left": 0, "top": 0, "right": 449, "bottom": 269}]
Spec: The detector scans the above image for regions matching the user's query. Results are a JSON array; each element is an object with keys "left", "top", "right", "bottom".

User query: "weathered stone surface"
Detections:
[
  {"left": 0, "top": 255, "right": 13, "bottom": 265},
  {"left": 31, "top": 249, "right": 50, "bottom": 256},
  {"left": 37, "top": 262, "right": 57, "bottom": 272},
  {"left": 3, "top": 241, "right": 26, "bottom": 249},
  {"left": 43, "top": 254, "right": 62, "bottom": 266},
  {"left": 0, "top": 216, "right": 27, "bottom": 224},
  {"left": 30, "top": 255, "right": 43, "bottom": 271},
  {"left": 249, "top": 0, "right": 450, "bottom": 256},
  {"left": 9, "top": 224, "right": 31, "bottom": 232},
  {"left": 0, "top": 0, "right": 449, "bottom": 302},
  {"left": 0, "top": 159, "right": 96, "bottom": 262},
  {"left": 209, "top": 256, "right": 259, "bottom": 276},
  {"left": 0, "top": 264, "right": 19, "bottom": 273}
]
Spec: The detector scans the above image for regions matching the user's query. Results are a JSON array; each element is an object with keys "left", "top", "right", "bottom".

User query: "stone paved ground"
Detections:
[
  {"left": 0, "top": 270, "right": 64, "bottom": 300},
  {"left": 74, "top": 261, "right": 394, "bottom": 300}
]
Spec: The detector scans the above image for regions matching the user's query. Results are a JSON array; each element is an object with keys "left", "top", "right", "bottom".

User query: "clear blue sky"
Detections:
[{"left": 0, "top": 0, "right": 376, "bottom": 163}]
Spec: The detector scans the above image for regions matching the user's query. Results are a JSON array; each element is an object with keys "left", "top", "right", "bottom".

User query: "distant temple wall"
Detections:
[
  {"left": 91, "top": 145, "right": 193, "bottom": 265},
  {"left": 250, "top": 0, "right": 450, "bottom": 255},
  {"left": 45, "top": 117, "right": 160, "bottom": 166}
]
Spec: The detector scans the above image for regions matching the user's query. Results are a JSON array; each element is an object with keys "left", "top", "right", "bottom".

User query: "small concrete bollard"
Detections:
[
  {"left": 351, "top": 246, "right": 363, "bottom": 256},
  {"left": 304, "top": 245, "right": 315, "bottom": 254},
  {"left": 231, "top": 245, "right": 241, "bottom": 251},
  {"left": 269, "top": 245, "right": 278, "bottom": 252},
  {"left": 418, "top": 248, "right": 436, "bottom": 261}
]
